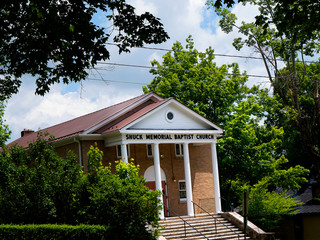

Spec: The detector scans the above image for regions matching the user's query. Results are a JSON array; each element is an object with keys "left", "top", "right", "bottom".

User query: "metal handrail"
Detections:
[
  {"left": 167, "top": 208, "right": 210, "bottom": 240},
  {"left": 192, "top": 200, "right": 241, "bottom": 240}
]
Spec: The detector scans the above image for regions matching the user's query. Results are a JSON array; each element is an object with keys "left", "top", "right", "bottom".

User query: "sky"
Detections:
[{"left": 3, "top": 0, "right": 279, "bottom": 143}]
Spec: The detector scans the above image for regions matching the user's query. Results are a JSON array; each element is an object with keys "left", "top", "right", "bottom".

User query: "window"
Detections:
[
  {"left": 179, "top": 180, "right": 186, "bottom": 201},
  {"left": 146, "top": 144, "right": 153, "bottom": 157},
  {"left": 166, "top": 111, "right": 174, "bottom": 122},
  {"left": 116, "top": 144, "right": 130, "bottom": 158},
  {"left": 175, "top": 143, "right": 184, "bottom": 157}
]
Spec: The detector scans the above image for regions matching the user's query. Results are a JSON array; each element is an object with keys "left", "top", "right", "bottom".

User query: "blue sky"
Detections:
[{"left": 4, "top": 0, "right": 274, "bottom": 142}]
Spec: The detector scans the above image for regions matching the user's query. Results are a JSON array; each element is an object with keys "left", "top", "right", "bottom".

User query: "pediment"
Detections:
[{"left": 125, "top": 100, "right": 221, "bottom": 131}]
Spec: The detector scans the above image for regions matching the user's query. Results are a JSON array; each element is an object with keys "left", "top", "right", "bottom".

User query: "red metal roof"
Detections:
[
  {"left": 6, "top": 92, "right": 165, "bottom": 148},
  {"left": 100, "top": 99, "right": 170, "bottom": 134}
]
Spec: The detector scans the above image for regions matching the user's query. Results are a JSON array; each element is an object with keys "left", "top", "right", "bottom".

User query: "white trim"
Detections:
[
  {"left": 153, "top": 143, "right": 165, "bottom": 219},
  {"left": 123, "top": 99, "right": 223, "bottom": 132},
  {"left": 146, "top": 144, "right": 153, "bottom": 157},
  {"left": 115, "top": 131, "right": 219, "bottom": 146},
  {"left": 175, "top": 143, "right": 184, "bottom": 157},
  {"left": 144, "top": 165, "right": 166, "bottom": 182},
  {"left": 183, "top": 143, "right": 194, "bottom": 216},
  {"left": 120, "top": 129, "right": 222, "bottom": 134},
  {"left": 83, "top": 92, "right": 164, "bottom": 134},
  {"left": 116, "top": 144, "right": 130, "bottom": 162},
  {"left": 211, "top": 142, "right": 222, "bottom": 213},
  {"left": 178, "top": 180, "right": 187, "bottom": 201},
  {"left": 165, "top": 110, "right": 175, "bottom": 123}
]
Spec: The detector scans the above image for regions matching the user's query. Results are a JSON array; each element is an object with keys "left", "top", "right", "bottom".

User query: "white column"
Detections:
[
  {"left": 211, "top": 142, "right": 222, "bottom": 213},
  {"left": 153, "top": 143, "right": 164, "bottom": 219},
  {"left": 121, "top": 144, "right": 128, "bottom": 163},
  {"left": 183, "top": 143, "right": 194, "bottom": 216}
]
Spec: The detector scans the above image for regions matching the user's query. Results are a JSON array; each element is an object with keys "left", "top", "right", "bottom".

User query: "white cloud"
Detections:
[
  {"left": 4, "top": 80, "right": 141, "bottom": 142},
  {"left": 128, "top": 0, "right": 158, "bottom": 15}
]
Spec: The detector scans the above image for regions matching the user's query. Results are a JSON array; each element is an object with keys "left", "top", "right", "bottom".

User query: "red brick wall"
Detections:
[{"left": 57, "top": 141, "right": 216, "bottom": 216}]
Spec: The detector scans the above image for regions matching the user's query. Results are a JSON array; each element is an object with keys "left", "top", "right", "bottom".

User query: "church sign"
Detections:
[{"left": 124, "top": 133, "right": 216, "bottom": 142}]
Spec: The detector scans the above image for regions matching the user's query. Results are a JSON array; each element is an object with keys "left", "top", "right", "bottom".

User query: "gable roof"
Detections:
[
  {"left": 7, "top": 92, "right": 165, "bottom": 148},
  {"left": 6, "top": 92, "right": 223, "bottom": 148}
]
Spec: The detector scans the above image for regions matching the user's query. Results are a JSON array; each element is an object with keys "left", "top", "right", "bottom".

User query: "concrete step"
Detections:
[
  {"left": 158, "top": 213, "right": 251, "bottom": 240},
  {"left": 161, "top": 224, "right": 238, "bottom": 235},
  {"left": 162, "top": 226, "right": 243, "bottom": 237},
  {"left": 160, "top": 219, "right": 231, "bottom": 229}
]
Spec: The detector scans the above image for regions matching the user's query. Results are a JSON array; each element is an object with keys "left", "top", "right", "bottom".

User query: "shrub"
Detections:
[
  {"left": 0, "top": 224, "right": 111, "bottom": 240},
  {"left": 0, "top": 139, "right": 161, "bottom": 239},
  {"left": 0, "top": 133, "right": 82, "bottom": 224},
  {"left": 77, "top": 156, "right": 161, "bottom": 239}
]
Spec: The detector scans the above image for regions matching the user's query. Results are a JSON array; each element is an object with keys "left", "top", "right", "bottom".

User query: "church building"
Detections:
[{"left": 9, "top": 92, "right": 224, "bottom": 219}]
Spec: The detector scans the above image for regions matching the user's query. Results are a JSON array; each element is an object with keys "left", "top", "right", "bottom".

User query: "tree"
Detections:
[
  {"left": 246, "top": 181, "right": 303, "bottom": 231},
  {"left": 207, "top": 0, "right": 320, "bottom": 180},
  {"left": 144, "top": 38, "right": 309, "bottom": 230},
  {"left": 144, "top": 35, "right": 252, "bottom": 127},
  {"left": 0, "top": 0, "right": 169, "bottom": 100},
  {"left": 0, "top": 132, "right": 82, "bottom": 224},
  {"left": 0, "top": 137, "right": 160, "bottom": 239},
  {"left": 0, "top": 102, "right": 10, "bottom": 148},
  {"left": 206, "top": 0, "right": 320, "bottom": 41},
  {"left": 76, "top": 145, "right": 161, "bottom": 239}
]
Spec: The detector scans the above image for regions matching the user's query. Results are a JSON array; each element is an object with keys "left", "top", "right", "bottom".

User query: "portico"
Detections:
[{"left": 102, "top": 96, "right": 223, "bottom": 218}]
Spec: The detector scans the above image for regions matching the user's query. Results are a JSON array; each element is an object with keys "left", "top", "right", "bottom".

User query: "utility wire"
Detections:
[
  {"left": 95, "top": 62, "right": 320, "bottom": 82},
  {"left": 95, "top": 62, "right": 270, "bottom": 79},
  {"left": 87, "top": 77, "right": 146, "bottom": 85},
  {"left": 105, "top": 42, "right": 316, "bottom": 63}
]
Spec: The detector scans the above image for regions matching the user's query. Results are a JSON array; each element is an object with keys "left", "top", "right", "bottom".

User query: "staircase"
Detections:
[{"left": 159, "top": 213, "right": 251, "bottom": 240}]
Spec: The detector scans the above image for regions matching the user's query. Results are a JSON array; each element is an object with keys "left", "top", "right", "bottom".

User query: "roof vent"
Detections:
[{"left": 21, "top": 129, "right": 34, "bottom": 137}]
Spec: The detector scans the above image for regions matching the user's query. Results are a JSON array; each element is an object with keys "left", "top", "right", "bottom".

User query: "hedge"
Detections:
[{"left": 0, "top": 224, "right": 113, "bottom": 240}]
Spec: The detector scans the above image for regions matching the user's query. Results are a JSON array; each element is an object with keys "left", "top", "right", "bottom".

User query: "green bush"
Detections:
[
  {"left": 0, "top": 138, "right": 161, "bottom": 239},
  {"left": 0, "top": 132, "right": 82, "bottom": 224},
  {"left": 0, "top": 224, "right": 111, "bottom": 240},
  {"left": 77, "top": 148, "right": 161, "bottom": 239}
]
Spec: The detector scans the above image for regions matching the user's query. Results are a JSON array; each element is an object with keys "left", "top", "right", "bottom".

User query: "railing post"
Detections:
[
  {"left": 215, "top": 219, "right": 217, "bottom": 234},
  {"left": 184, "top": 222, "right": 186, "bottom": 238},
  {"left": 193, "top": 201, "right": 196, "bottom": 217}
]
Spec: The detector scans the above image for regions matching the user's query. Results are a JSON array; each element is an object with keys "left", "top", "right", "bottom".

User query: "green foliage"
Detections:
[
  {"left": 0, "top": 132, "right": 82, "bottom": 224},
  {"left": 207, "top": 0, "right": 320, "bottom": 48},
  {"left": 0, "top": 224, "right": 111, "bottom": 240},
  {"left": 78, "top": 159, "right": 161, "bottom": 239},
  {"left": 145, "top": 37, "right": 309, "bottom": 230},
  {"left": 0, "top": 138, "right": 160, "bottom": 239},
  {"left": 0, "top": 0, "right": 169, "bottom": 100},
  {"left": 144, "top": 36, "right": 253, "bottom": 127},
  {"left": 0, "top": 102, "right": 10, "bottom": 148},
  {"left": 87, "top": 142, "right": 103, "bottom": 173},
  {"left": 219, "top": 93, "right": 309, "bottom": 204},
  {"left": 0, "top": 136, "right": 160, "bottom": 239},
  {"left": 247, "top": 183, "right": 303, "bottom": 231},
  {"left": 207, "top": 0, "right": 320, "bottom": 179}
]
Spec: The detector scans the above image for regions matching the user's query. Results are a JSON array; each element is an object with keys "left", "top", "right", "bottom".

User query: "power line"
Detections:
[
  {"left": 94, "top": 61, "right": 320, "bottom": 83},
  {"left": 87, "top": 77, "right": 147, "bottom": 85},
  {"left": 105, "top": 42, "right": 315, "bottom": 64},
  {"left": 95, "top": 62, "right": 271, "bottom": 79}
]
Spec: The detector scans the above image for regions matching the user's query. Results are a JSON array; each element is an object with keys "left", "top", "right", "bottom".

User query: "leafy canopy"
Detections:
[
  {"left": 0, "top": 136, "right": 160, "bottom": 239},
  {"left": 207, "top": 0, "right": 320, "bottom": 179},
  {"left": 144, "top": 37, "right": 309, "bottom": 230},
  {"left": 207, "top": 0, "right": 320, "bottom": 44},
  {"left": 0, "top": 102, "right": 10, "bottom": 148},
  {"left": 0, "top": 0, "right": 169, "bottom": 100},
  {"left": 144, "top": 35, "right": 252, "bottom": 127}
]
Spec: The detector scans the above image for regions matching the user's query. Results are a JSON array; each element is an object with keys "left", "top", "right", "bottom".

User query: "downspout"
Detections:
[{"left": 74, "top": 137, "right": 82, "bottom": 168}]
